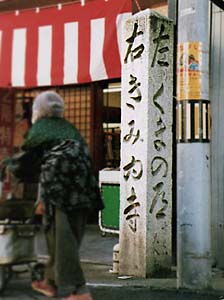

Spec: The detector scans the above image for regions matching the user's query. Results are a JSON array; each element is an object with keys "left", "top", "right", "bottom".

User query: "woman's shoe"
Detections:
[
  {"left": 31, "top": 279, "right": 56, "bottom": 297},
  {"left": 62, "top": 292, "right": 93, "bottom": 300},
  {"left": 62, "top": 294, "right": 78, "bottom": 300},
  {"left": 76, "top": 293, "right": 93, "bottom": 300}
]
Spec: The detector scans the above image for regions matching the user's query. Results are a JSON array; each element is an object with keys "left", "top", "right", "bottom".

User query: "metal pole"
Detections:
[
  {"left": 168, "top": 0, "right": 178, "bottom": 24},
  {"left": 176, "top": 0, "right": 211, "bottom": 289},
  {"left": 168, "top": 0, "right": 178, "bottom": 266}
]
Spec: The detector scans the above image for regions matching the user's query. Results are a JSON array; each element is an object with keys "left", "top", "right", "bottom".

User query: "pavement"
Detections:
[{"left": 0, "top": 224, "right": 224, "bottom": 299}]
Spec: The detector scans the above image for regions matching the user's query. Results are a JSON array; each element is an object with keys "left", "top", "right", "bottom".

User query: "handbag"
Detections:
[{"left": 9, "top": 150, "right": 41, "bottom": 182}]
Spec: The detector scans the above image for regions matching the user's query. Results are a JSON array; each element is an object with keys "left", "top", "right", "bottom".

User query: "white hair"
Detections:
[{"left": 32, "top": 91, "right": 64, "bottom": 124}]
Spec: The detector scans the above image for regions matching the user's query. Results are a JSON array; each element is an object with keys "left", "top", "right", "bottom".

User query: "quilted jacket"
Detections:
[{"left": 9, "top": 117, "right": 104, "bottom": 216}]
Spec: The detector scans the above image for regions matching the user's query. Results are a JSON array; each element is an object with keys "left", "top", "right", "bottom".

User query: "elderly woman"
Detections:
[{"left": 7, "top": 91, "right": 103, "bottom": 300}]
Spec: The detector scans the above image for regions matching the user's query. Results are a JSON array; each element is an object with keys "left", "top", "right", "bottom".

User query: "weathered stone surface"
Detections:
[{"left": 119, "top": 9, "right": 174, "bottom": 277}]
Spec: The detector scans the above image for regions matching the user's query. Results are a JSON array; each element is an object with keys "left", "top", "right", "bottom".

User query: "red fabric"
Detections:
[
  {"left": 0, "top": 29, "right": 13, "bottom": 87},
  {"left": 78, "top": 18, "right": 91, "bottom": 83},
  {"left": 104, "top": 14, "right": 121, "bottom": 79},
  {"left": 0, "top": 0, "right": 132, "bottom": 87},
  {"left": 25, "top": 27, "right": 38, "bottom": 86},
  {"left": 51, "top": 22, "right": 64, "bottom": 86}
]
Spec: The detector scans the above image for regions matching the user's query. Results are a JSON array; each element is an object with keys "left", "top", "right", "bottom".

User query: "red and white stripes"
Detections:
[{"left": 0, "top": 0, "right": 131, "bottom": 87}]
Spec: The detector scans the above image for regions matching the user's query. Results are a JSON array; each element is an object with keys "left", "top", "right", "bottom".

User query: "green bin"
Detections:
[
  {"left": 101, "top": 184, "right": 120, "bottom": 232},
  {"left": 99, "top": 170, "right": 120, "bottom": 234}
]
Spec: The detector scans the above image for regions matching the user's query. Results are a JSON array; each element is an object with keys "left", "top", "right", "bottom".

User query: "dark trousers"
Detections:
[{"left": 44, "top": 207, "right": 89, "bottom": 295}]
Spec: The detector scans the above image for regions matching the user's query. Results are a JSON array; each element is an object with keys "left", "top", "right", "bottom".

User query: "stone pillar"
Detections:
[{"left": 119, "top": 9, "right": 174, "bottom": 277}]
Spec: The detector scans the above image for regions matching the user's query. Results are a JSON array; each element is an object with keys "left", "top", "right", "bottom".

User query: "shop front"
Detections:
[
  {"left": 0, "top": 0, "right": 131, "bottom": 171},
  {"left": 0, "top": 0, "right": 168, "bottom": 223}
]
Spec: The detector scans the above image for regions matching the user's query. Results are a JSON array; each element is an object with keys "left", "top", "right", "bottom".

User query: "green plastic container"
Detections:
[{"left": 101, "top": 184, "right": 120, "bottom": 231}]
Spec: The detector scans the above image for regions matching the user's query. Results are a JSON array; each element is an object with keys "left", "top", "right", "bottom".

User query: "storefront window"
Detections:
[
  {"left": 58, "top": 85, "right": 91, "bottom": 146},
  {"left": 14, "top": 85, "right": 92, "bottom": 149},
  {"left": 103, "top": 82, "right": 121, "bottom": 168}
]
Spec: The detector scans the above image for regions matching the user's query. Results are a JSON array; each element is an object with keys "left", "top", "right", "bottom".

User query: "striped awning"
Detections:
[{"left": 0, "top": 0, "right": 131, "bottom": 88}]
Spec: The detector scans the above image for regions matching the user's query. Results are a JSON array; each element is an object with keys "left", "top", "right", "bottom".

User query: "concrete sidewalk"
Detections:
[
  {"left": 80, "top": 225, "right": 224, "bottom": 296},
  {"left": 0, "top": 224, "right": 224, "bottom": 300}
]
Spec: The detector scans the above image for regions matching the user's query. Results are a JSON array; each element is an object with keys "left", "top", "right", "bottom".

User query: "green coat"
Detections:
[
  {"left": 22, "top": 117, "right": 83, "bottom": 151},
  {"left": 8, "top": 117, "right": 104, "bottom": 215}
]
